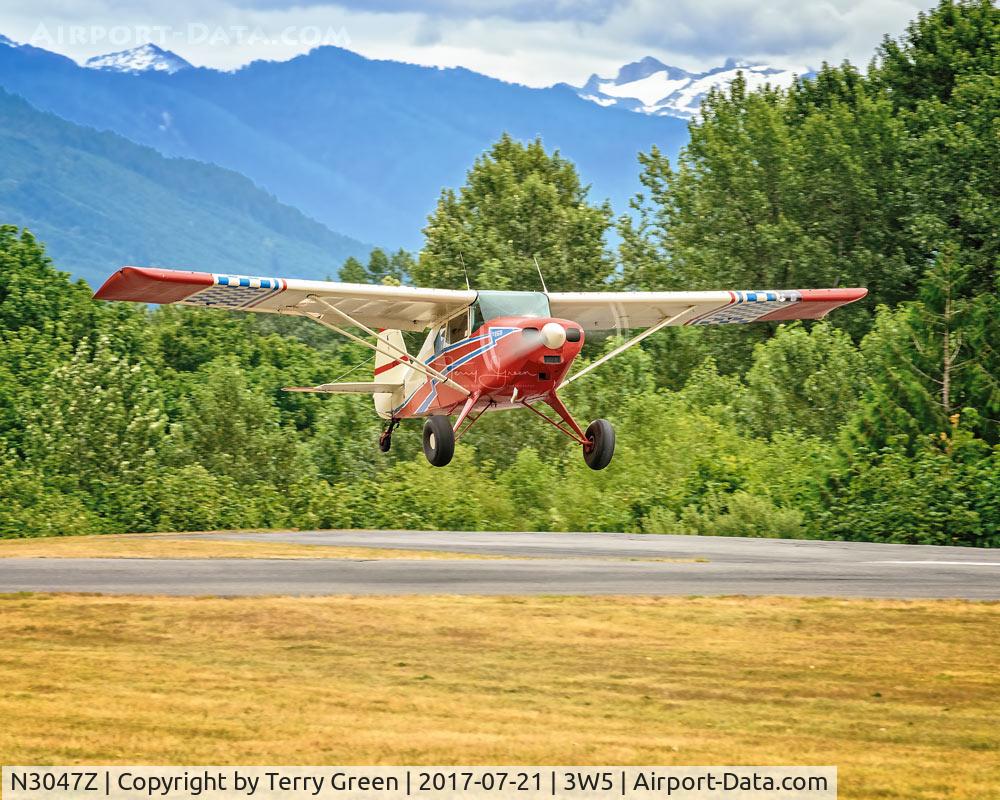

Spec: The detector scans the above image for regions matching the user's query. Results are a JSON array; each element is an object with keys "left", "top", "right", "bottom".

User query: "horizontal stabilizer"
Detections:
[{"left": 282, "top": 382, "right": 401, "bottom": 394}]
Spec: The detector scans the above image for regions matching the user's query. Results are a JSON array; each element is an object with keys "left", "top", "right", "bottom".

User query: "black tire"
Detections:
[
  {"left": 583, "top": 419, "right": 615, "bottom": 470},
  {"left": 422, "top": 415, "right": 455, "bottom": 467},
  {"left": 378, "top": 432, "right": 392, "bottom": 453}
]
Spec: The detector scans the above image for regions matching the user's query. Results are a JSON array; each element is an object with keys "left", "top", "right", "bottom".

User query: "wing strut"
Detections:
[
  {"left": 559, "top": 306, "right": 695, "bottom": 389},
  {"left": 284, "top": 297, "right": 471, "bottom": 397}
]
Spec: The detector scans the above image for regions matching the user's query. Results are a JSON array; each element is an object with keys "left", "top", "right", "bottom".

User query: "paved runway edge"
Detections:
[{"left": 1, "top": 531, "right": 997, "bottom": 599}]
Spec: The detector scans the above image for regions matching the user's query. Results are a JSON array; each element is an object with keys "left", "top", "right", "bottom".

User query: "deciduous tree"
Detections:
[{"left": 416, "top": 134, "right": 613, "bottom": 291}]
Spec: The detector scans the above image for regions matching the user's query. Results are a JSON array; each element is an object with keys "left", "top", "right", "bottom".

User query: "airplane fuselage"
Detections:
[{"left": 391, "top": 316, "right": 585, "bottom": 419}]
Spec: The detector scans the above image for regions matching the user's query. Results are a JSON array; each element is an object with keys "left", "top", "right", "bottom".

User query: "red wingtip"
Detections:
[
  {"left": 798, "top": 287, "right": 869, "bottom": 303},
  {"left": 94, "top": 267, "right": 214, "bottom": 304},
  {"left": 759, "top": 287, "right": 868, "bottom": 321}
]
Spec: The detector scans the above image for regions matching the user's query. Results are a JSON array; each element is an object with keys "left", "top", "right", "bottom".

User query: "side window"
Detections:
[{"left": 446, "top": 310, "right": 470, "bottom": 345}]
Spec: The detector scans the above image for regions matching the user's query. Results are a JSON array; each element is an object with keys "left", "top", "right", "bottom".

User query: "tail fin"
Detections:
[{"left": 374, "top": 330, "right": 409, "bottom": 417}]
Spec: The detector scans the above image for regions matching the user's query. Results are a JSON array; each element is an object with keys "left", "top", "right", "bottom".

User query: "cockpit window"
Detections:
[{"left": 474, "top": 291, "right": 551, "bottom": 326}]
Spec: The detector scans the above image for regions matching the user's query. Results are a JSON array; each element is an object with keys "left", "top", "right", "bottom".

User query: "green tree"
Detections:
[
  {"left": 359, "top": 448, "right": 516, "bottom": 531},
  {"left": 497, "top": 448, "right": 558, "bottom": 531},
  {"left": 338, "top": 256, "right": 368, "bottom": 283},
  {"left": 561, "top": 336, "right": 656, "bottom": 426},
  {"left": 0, "top": 226, "right": 95, "bottom": 337},
  {"left": 848, "top": 248, "right": 998, "bottom": 451},
  {"left": 621, "top": 68, "right": 910, "bottom": 347},
  {"left": 308, "top": 394, "right": 414, "bottom": 483},
  {"left": 22, "top": 335, "right": 168, "bottom": 529},
  {"left": 149, "top": 305, "right": 257, "bottom": 375},
  {"left": 740, "top": 322, "right": 867, "bottom": 439},
  {"left": 369, "top": 248, "right": 414, "bottom": 285},
  {"left": 822, "top": 428, "right": 998, "bottom": 547},
  {"left": 339, "top": 248, "right": 415, "bottom": 285},
  {"left": 139, "top": 464, "right": 254, "bottom": 532},
  {"left": 0, "top": 453, "right": 102, "bottom": 538},
  {"left": 416, "top": 134, "right": 614, "bottom": 291},
  {"left": 164, "top": 357, "right": 309, "bottom": 489},
  {"left": 875, "top": 0, "right": 999, "bottom": 111},
  {"left": 0, "top": 226, "right": 109, "bottom": 453},
  {"left": 0, "top": 327, "right": 69, "bottom": 454},
  {"left": 676, "top": 356, "right": 745, "bottom": 427},
  {"left": 898, "top": 72, "right": 1000, "bottom": 298}
]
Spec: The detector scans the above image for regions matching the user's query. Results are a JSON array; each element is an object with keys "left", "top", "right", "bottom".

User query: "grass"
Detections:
[
  {"left": 0, "top": 533, "right": 705, "bottom": 563},
  {"left": 0, "top": 593, "right": 996, "bottom": 800},
  {"left": 0, "top": 533, "right": 500, "bottom": 561}
]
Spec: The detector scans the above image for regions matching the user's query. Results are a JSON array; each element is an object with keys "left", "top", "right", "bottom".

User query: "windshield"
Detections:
[{"left": 474, "top": 291, "right": 551, "bottom": 325}]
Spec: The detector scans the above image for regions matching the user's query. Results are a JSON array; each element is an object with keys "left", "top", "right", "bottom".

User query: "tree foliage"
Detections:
[
  {"left": 740, "top": 322, "right": 867, "bottom": 439},
  {"left": 339, "top": 247, "right": 415, "bottom": 285},
  {"left": 415, "top": 134, "right": 614, "bottom": 291}
]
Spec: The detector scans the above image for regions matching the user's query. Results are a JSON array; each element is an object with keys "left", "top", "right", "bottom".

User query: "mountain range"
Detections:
[
  {"left": 0, "top": 36, "right": 808, "bottom": 286},
  {"left": 0, "top": 88, "right": 368, "bottom": 287},
  {"left": 0, "top": 38, "right": 689, "bottom": 252},
  {"left": 565, "top": 56, "right": 806, "bottom": 118}
]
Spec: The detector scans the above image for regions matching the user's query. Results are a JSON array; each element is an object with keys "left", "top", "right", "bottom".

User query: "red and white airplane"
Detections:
[{"left": 95, "top": 267, "right": 866, "bottom": 470}]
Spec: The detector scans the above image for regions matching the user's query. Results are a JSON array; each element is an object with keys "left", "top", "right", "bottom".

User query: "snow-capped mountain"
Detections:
[
  {"left": 568, "top": 56, "right": 807, "bottom": 119},
  {"left": 2, "top": 38, "right": 686, "bottom": 248},
  {"left": 0, "top": 34, "right": 16, "bottom": 47},
  {"left": 84, "top": 43, "right": 192, "bottom": 74}
]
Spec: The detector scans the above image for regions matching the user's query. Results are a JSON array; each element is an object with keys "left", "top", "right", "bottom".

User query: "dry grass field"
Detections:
[
  {"left": 0, "top": 534, "right": 702, "bottom": 563},
  {"left": 0, "top": 533, "right": 498, "bottom": 561},
  {"left": 1, "top": 592, "right": 997, "bottom": 800}
]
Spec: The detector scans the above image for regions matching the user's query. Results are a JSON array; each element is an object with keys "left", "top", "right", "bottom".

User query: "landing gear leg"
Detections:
[
  {"left": 539, "top": 393, "right": 615, "bottom": 470},
  {"left": 379, "top": 419, "right": 399, "bottom": 453}
]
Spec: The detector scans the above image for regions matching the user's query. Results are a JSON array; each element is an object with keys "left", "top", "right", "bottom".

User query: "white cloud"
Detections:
[
  {"left": 229, "top": 0, "right": 625, "bottom": 24},
  {"left": 0, "top": 0, "right": 936, "bottom": 85}
]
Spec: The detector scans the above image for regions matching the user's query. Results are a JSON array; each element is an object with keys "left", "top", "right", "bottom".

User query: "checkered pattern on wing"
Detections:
[
  {"left": 689, "top": 290, "right": 801, "bottom": 325},
  {"left": 182, "top": 274, "right": 284, "bottom": 310}
]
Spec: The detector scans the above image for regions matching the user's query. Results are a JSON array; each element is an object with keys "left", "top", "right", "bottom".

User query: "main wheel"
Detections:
[
  {"left": 422, "top": 415, "right": 455, "bottom": 467},
  {"left": 583, "top": 419, "right": 615, "bottom": 470},
  {"left": 378, "top": 431, "right": 392, "bottom": 453}
]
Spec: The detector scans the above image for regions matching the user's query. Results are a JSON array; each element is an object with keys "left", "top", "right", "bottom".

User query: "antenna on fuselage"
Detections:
[
  {"left": 458, "top": 252, "right": 472, "bottom": 291},
  {"left": 533, "top": 254, "right": 548, "bottom": 294}
]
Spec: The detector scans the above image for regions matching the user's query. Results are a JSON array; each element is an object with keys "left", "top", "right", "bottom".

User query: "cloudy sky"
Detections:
[{"left": 3, "top": 0, "right": 935, "bottom": 85}]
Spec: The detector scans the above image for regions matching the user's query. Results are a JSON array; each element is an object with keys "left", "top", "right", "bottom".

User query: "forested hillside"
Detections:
[
  {"left": 0, "top": 38, "right": 686, "bottom": 247},
  {"left": 0, "top": 90, "right": 370, "bottom": 287},
  {"left": 0, "top": 0, "right": 996, "bottom": 544}
]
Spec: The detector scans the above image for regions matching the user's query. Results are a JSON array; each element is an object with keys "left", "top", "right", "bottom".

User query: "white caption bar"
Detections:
[{"left": 3, "top": 767, "right": 835, "bottom": 800}]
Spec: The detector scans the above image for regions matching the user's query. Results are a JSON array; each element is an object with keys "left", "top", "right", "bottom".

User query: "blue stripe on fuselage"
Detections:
[{"left": 411, "top": 327, "right": 519, "bottom": 414}]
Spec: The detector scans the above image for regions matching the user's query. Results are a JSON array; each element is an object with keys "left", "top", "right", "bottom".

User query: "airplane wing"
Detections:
[
  {"left": 547, "top": 288, "right": 868, "bottom": 330},
  {"left": 93, "top": 267, "right": 477, "bottom": 332},
  {"left": 95, "top": 269, "right": 866, "bottom": 331},
  {"left": 95, "top": 269, "right": 868, "bottom": 391}
]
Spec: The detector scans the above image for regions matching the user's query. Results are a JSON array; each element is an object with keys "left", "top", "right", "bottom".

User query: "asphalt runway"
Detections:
[{"left": 1, "top": 530, "right": 998, "bottom": 599}]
